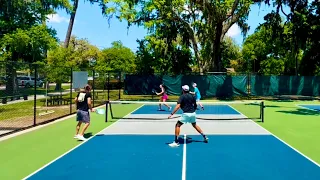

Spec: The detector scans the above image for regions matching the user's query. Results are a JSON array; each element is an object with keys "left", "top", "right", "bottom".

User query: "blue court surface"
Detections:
[
  {"left": 298, "top": 104, "right": 320, "bottom": 111},
  {"left": 26, "top": 135, "right": 320, "bottom": 180},
  {"left": 24, "top": 104, "right": 320, "bottom": 180},
  {"left": 131, "top": 104, "right": 240, "bottom": 115}
]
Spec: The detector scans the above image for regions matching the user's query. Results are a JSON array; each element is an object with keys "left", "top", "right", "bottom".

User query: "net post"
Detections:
[
  {"left": 261, "top": 101, "right": 264, "bottom": 123},
  {"left": 105, "top": 100, "right": 109, "bottom": 122},
  {"left": 109, "top": 101, "right": 113, "bottom": 118},
  {"left": 107, "top": 71, "right": 110, "bottom": 100}
]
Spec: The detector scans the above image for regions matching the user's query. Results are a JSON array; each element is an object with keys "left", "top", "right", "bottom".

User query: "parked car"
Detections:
[{"left": 17, "top": 76, "right": 44, "bottom": 88}]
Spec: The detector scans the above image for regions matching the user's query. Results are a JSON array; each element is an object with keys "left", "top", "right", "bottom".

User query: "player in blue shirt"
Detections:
[{"left": 190, "top": 83, "right": 204, "bottom": 110}]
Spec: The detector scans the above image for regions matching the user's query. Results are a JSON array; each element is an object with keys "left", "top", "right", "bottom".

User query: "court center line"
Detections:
[
  {"left": 227, "top": 103, "right": 320, "bottom": 167},
  {"left": 22, "top": 104, "right": 144, "bottom": 180},
  {"left": 182, "top": 134, "right": 187, "bottom": 180}
]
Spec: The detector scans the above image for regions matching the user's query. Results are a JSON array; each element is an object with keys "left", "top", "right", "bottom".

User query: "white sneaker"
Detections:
[
  {"left": 168, "top": 141, "right": 180, "bottom": 147},
  {"left": 74, "top": 135, "right": 78, "bottom": 139},
  {"left": 77, "top": 135, "right": 86, "bottom": 141}
]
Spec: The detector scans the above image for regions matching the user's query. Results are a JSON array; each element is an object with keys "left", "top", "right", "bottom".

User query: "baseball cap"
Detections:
[{"left": 182, "top": 85, "right": 189, "bottom": 91}]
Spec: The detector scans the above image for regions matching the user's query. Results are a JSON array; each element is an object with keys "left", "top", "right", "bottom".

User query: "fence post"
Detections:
[
  {"left": 247, "top": 73, "right": 250, "bottom": 97},
  {"left": 118, "top": 71, "right": 121, "bottom": 100},
  {"left": 33, "top": 64, "right": 37, "bottom": 126},
  {"left": 92, "top": 69, "right": 95, "bottom": 107},
  {"left": 70, "top": 67, "right": 73, "bottom": 114}
]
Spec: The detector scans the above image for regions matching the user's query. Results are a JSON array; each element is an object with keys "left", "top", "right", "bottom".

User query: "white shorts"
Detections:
[{"left": 180, "top": 112, "right": 196, "bottom": 124}]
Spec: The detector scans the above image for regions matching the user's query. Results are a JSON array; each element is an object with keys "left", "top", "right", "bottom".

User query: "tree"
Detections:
[
  {"left": 96, "top": 41, "right": 136, "bottom": 73},
  {"left": 104, "top": 0, "right": 253, "bottom": 73},
  {"left": 134, "top": 39, "right": 156, "bottom": 74},
  {"left": 64, "top": 0, "right": 107, "bottom": 48},
  {"left": 133, "top": 23, "right": 194, "bottom": 75},
  {"left": 258, "top": 0, "right": 320, "bottom": 75},
  {"left": 47, "top": 36, "right": 101, "bottom": 90},
  {"left": 240, "top": 12, "right": 291, "bottom": 75},
  {"left": 0, "top": 25, "right": 57, "bottom": 94},
  {"left": 220, "top": 36, "right": 242, "bottom": 70},
  {"left": 0, "top": 0, "right": 69, "bottom": 94}
]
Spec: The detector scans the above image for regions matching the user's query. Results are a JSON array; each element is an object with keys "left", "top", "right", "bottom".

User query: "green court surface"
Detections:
[
  {"left": 0, "top": 104, "right": 140, "bottom": 180},
  {"left": 0, "top": 100, "right": 320, "bottom": 180}
]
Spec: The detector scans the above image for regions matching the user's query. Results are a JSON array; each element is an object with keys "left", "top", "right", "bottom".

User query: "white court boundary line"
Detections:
[
  {"left": 296, "top": 104, "right": 320, "bottom": 112},
  {"left": 182, "top": 134, "right": 187, "bottom": 180},
  {"left": 22, "top": 104, "right": 144, "bottom": 180},
  {"left": 227, "top": 103, "right": 320, "bottom": 167}
]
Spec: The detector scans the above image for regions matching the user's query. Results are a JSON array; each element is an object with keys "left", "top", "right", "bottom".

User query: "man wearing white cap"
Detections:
[{"left": 168, "top": 85, "right": 208, "bottom": 147}]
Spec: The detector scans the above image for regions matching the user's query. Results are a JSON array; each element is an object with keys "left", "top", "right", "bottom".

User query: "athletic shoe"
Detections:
[
  {"left": 204, "top": 136, "right": 209, "bottom": 143},
  {"left": 201, "top": 107, "right": 204, "bottom": 110},
  {"left": 168, "top": 141, "right": 180, "bottom": 147},
  {"left": 74, "top": 135, "right": 79, "bottom": 139},
  {"left": 77, "top": 135, "right": 86, "bottom": 141}
]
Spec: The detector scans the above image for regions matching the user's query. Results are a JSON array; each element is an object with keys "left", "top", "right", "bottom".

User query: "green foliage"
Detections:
[
  {"left": 221, "top": 37, "right": 242, "bottom": 69},
  {"left": 240, "top": 0, "right": 320, "bottom": 75},
  {"left": 0, "top": 0, "right": 70, "bottom": 37},
  {"left": 104, "top": 0, "right": 254, "bottom": 72},
  {"left": 46, "top": 45, "right": 71, "bottom": 83},
  {"left": 134, "top": 39, "right": 156, "bottom": 74},
  {"left": 0, "top": 25, "right": 57, "bottom": 63},
  {"left": 46, "top": 36, "right": 101, "bottom": 83},
  {"left": 0, "top": 0, "right": 70, "bottom": 64},
  {"left": 96, "top": 41, "right": 136, "bottom": 73},
  {"left": 259, "top": 57, "right": 285, "bottom": 75}
]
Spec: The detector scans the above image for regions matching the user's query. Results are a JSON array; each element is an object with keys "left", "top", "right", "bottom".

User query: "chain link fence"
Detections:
[
  {"left": 1, "top": 61, "right": 319, "bottom": 137},
  {"left": 0, "top": 62, "right": 118, "bottom": 137}
]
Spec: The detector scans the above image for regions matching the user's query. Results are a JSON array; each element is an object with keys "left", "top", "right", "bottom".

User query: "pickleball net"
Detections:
[{"left": 105, "top": 100, "right": 265, "bottom": 122}]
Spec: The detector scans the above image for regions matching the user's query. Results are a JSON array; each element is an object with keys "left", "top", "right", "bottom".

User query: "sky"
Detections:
[{"left": 46, "top": 2, "right": 288, "bottom": 52}]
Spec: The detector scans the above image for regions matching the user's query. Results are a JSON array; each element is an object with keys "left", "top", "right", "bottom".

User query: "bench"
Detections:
[
  {"left": 1, "top": 94, "right": 28, "bottom": 104},
  {"left": 40, "top": 97, "right": 73, "bottom": 106}
]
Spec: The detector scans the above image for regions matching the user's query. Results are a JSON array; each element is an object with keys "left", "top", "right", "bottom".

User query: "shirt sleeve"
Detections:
[
  {"left": 86, "top": 92, "right": 92, "bottom": 98},
  {"left": 177, "top": 96, "right": 183, "bottom": 104}
]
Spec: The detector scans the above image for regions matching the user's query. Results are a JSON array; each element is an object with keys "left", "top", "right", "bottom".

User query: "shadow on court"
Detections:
[
  {"left": 277, "top": 108, "right": 320, "bottom": 116},
  {"left": 165, "top": 136, "right": 207, "bottom": 145},
  {"left": 83, "top": 132, "right": 93, "bottom": 138}
]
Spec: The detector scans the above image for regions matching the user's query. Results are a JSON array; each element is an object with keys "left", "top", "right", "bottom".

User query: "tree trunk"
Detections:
[
  {"left": 212, "top": 22, "right": 223, "bottom": 72},
  {"left": 5, "top": 63, "right": 18, "bottom": 96},
  {"left": 55, "top": 82, "right": 62, "bottom": 91},
  {"left": 64, "top": 0, "right": 79, "bottom": 48}
]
